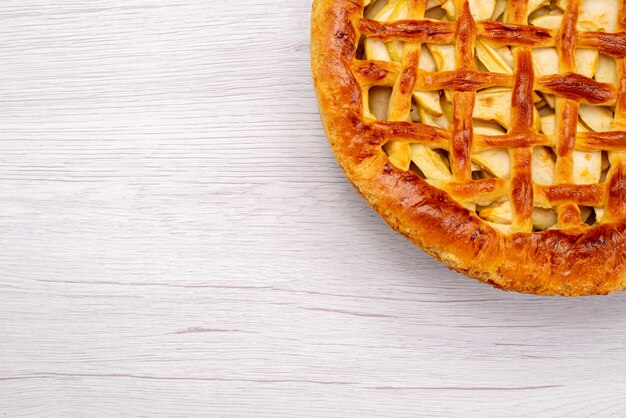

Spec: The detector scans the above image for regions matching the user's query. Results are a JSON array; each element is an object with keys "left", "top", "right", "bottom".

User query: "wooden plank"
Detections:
[{"left": 1, "top": 1, "right": 626, "bottom": 416}]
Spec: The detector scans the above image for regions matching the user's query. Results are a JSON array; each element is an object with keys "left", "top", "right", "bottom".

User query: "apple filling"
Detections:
[{"left": 360, "top": 0, "right": 619, "bottom": 232}]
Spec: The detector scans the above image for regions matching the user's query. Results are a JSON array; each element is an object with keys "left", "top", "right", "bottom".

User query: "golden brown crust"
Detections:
[{"left": 311, "top": 0, "right": 626, "bottom": 296}]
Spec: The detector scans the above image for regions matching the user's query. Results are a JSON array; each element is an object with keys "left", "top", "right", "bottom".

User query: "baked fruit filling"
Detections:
[{"left": 359, "top": 0, "right": 620, "bottom": 233}]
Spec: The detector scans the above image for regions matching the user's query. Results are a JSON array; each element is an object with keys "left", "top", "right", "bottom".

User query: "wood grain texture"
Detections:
[{"left": 1, "top": 1, "right": 626, "bottom": 416}]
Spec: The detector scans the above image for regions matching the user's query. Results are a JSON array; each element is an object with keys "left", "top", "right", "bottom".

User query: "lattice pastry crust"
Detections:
[{"left": 311, "top": 0, "right": 626, "bottom": 295}]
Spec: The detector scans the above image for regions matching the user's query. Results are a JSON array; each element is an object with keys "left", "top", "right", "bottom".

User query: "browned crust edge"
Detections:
[{"left": 311, "top": 0, "right": 626, "bottom": 296}]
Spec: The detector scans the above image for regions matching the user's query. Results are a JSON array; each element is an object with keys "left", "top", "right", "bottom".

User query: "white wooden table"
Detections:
[{"left": 2, "top": 1, "right": 626, "bottom": 416}]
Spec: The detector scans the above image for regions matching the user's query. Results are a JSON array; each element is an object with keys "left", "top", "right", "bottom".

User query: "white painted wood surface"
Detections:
[{"left": 2, "top": 1, "right": 626, "bottom": 416}]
